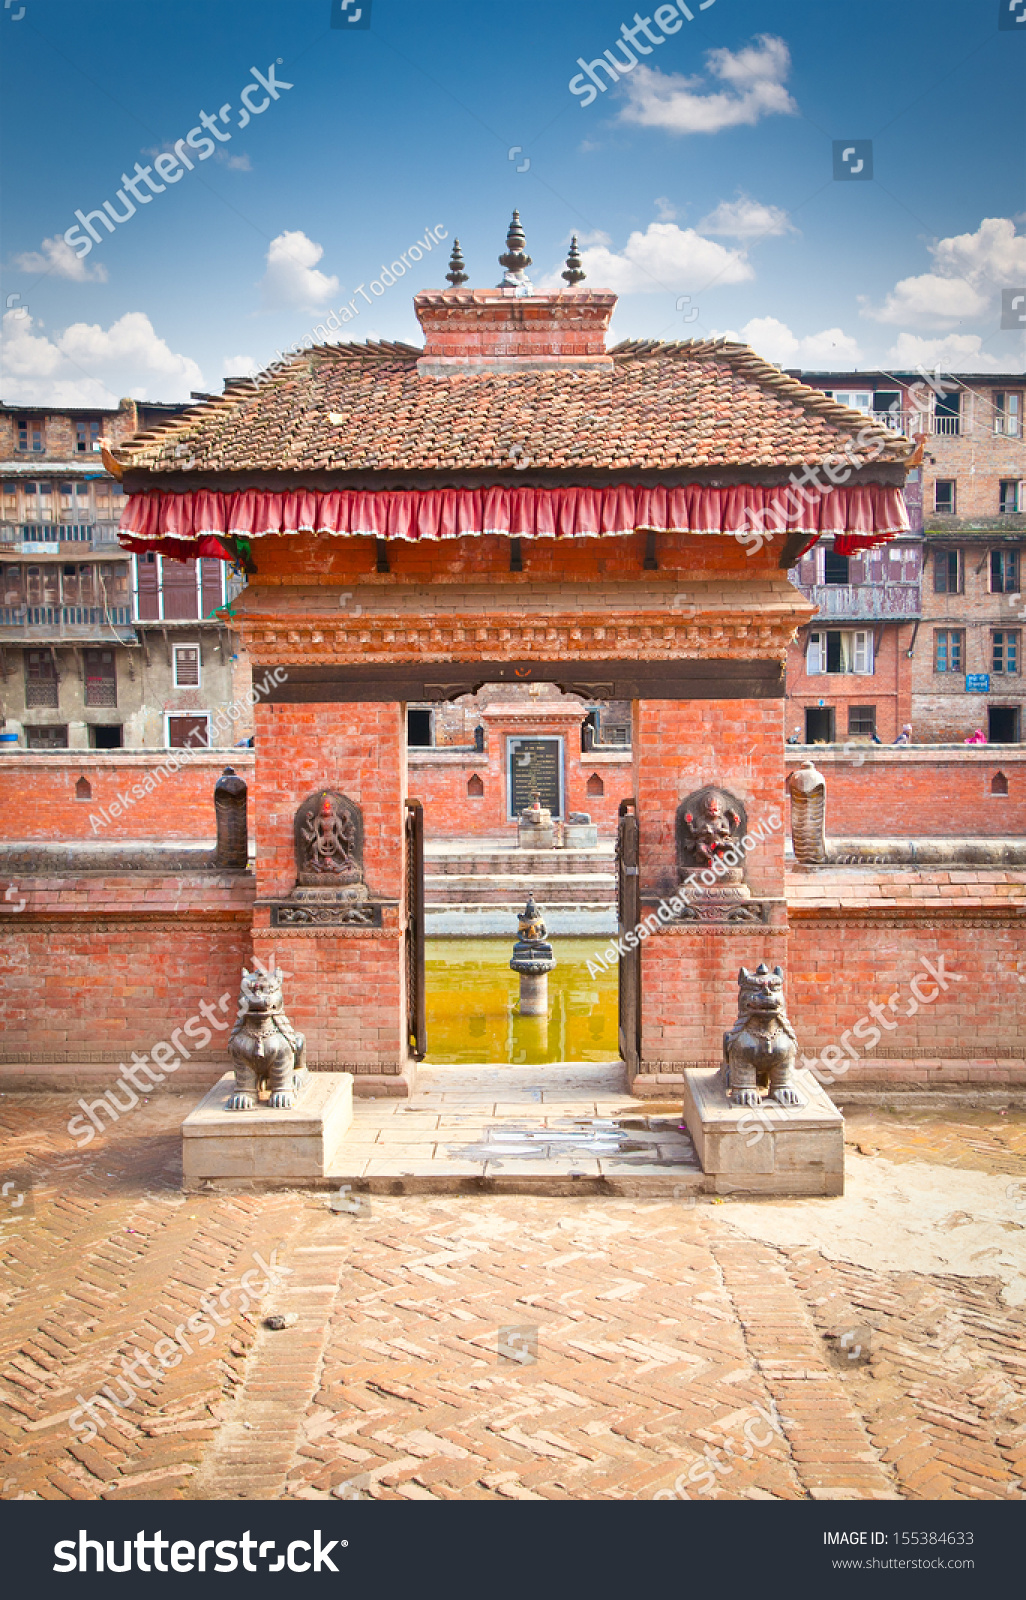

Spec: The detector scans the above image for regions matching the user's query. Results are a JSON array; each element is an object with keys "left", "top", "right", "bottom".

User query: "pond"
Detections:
[{"left": 424, "top": 937, "right": 619, "bottom": 1066}]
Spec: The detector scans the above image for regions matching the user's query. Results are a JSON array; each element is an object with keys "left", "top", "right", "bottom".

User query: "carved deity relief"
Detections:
[
  {"left": 294, "top": 789, "right": 364, "bottom": 889},
  {"left": 676, "top": 786, "right": 748, "bottom": 884}
]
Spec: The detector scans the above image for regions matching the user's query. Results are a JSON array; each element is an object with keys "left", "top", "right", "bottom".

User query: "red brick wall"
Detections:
[
  {"left": 640, "top": 929, "right": 789, "bottom": 1069},
  {"left": 251, "top": 701, "right": 404, "bottom": 901},
  {"left": 0, "top": 751, "right": 254, "bottom": 840},
  {"left": 0, "top": 876, "right": 253, "bottom": 1072},
  {"left": 788, "top": 918, "right": 1024, "bottom": 1083},
  {"left": 251, "top": 923, "right": 404, "bottom": 1075},
  {"left": 785, "top": 747, "right": 1026, "bottom": 837},
  {"left": 635, "top": 698, "right": 786, "bottom": 901}
]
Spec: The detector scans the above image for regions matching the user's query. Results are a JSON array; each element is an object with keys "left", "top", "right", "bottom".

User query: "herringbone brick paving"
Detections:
[{"left": 1, "top": 1093, "right": 1024, "bottom": 1501}]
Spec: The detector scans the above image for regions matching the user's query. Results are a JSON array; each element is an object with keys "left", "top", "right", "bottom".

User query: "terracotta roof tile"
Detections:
[{"left": 113, "top": 338, "right": 912, "bottom": 477}]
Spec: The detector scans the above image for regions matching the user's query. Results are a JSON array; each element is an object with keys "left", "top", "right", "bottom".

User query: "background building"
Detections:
[
  {"left": 0, "top": 399, "right": 249, "bottom": 749},
  {"left": 792, "top": 370, "right": 1025, "bottom": 744}
]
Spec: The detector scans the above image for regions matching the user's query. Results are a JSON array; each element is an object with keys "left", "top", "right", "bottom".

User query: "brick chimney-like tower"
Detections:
[{"left": 415, "top": 213, "right": 615, "bottom": 374}]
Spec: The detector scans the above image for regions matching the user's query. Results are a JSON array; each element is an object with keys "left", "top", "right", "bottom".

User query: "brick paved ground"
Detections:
[{"left": 1, "top": 1092, "right": 1024, "bottom": 1501}]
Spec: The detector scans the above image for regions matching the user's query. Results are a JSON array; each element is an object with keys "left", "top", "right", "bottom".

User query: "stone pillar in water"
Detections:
[{"left": 510, "top": 895, "right": 556, "bottom": 1016}]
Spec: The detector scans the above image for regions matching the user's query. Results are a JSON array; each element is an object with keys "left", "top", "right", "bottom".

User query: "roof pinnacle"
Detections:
[
  {"left": 498, "top": 210, "right": 533, "bottom": 288},
  {"left": 562, "top": 236, "right": 586, "bottom": 286},
  {"left": 446, "top": 239, "right": 469, "bottom": 287}
]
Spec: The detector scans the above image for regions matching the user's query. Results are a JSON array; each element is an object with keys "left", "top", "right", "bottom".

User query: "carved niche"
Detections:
[
  {"left": 676, "top": 786, "right": 748, "bottom": 884},
  {"left": 294, "top": 789, "right": 365, "bottom": 889}
]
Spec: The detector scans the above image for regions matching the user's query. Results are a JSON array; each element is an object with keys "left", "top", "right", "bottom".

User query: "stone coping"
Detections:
[
  {"left": 786, "top": 744, "right": 1026, "bottom": 763},
  {"left": 0, "top": 750, "right": 255, "bottom": 768}
]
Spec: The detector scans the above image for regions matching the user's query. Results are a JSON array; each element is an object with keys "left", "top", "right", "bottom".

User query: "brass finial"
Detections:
[
  {"left": 446, "top": 239, "right": 469, "bottom": 287},
  {"left": 562, "top": 235, "right": 586, "bottom": 286},
  {"left": 498, "top": 210, "right": 533, "bottom": 284}
]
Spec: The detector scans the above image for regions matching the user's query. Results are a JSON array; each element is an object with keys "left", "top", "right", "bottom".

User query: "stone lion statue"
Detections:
[
  {"left": 227, "top": 965, "right": 307, "bottom": 1110},
  {"left": 722, "top": 963, "right": 804, "bottom": 1108}
]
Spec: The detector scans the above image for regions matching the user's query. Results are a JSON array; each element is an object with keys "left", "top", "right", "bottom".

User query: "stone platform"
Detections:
[
  {"left": 182, "top": 1071, "right": 353, "bottom": 1187},
  {"left": 681, "top": 1066, "right": 844, "bottom": 1196},
  {"left": 182, "top": 1061, "right": 845, "bottom": 1199},
  {"left": 186, "top": 1061, "right": 704, "bottom": 1196}
]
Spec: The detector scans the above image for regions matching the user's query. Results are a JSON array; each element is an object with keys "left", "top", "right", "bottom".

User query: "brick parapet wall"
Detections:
[
  {"left": 0, "top": 874, "right": 254, "bottom": 1068},
  {"left": 0, "top": 750, "right": 255, "bottom": 841},
  {"left": 784, "top": 745, "right": 1026, "bottom": 836}
]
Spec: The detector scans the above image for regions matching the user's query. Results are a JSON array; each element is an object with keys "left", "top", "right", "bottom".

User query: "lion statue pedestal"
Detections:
[
  {"left": 678, "top": 962, "right": 844, "bottom": 1197},
  {"left": 181, "top": 966, "right": 353, "bottom": 1188}
]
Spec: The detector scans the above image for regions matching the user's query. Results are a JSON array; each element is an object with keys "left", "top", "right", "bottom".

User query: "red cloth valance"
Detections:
[{"left": 118, "top": 482, "right": 908, "bottom": 561}]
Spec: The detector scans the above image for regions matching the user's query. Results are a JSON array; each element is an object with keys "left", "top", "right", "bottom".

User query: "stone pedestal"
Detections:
[
  {"left": 182, "top": 1071, "right": 353, "bottom": 1188},
  {"left": 518, "top": 971, "right": 549, "bottom": 1015},
  {"left": 518, "top": 821, "right": 555, "bottom": 849},
  {"left": 680, "top": 1067, "right": 843, "bottom": 1196},
  {"left": 563, "top": 822, "right": 598, "bottom": 848}
]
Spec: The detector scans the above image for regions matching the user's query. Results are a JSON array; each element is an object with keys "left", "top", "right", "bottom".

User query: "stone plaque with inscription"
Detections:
[{"left": 509, "top": 738, "right": 562, "bottom": 817}]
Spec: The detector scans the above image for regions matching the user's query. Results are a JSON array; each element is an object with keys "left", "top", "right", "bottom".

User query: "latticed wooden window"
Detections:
[
  {"left": 24, "top": 649, "right": 58, "bottom": 708},
  {"left": 84, "top": 648, "right": 117, "bottom": 707}
]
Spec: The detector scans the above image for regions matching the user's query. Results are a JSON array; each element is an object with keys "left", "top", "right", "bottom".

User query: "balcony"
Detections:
[
  {"left": 0, "top": 522, "right": 126, "bottom": 553},
  {"left": 796, "top": 583, "right": 921, "bottom": 621},
  {"left": 0, "top": 603, "right": 136, "bottom": 642}
]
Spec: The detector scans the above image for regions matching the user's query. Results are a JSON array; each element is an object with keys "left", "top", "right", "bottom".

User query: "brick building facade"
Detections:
[
  {"left": 0, "top": 399, "right": 249, "bottom": 750},
  {"left": 795, "top": 370, "right": 1026, "bottom": 744}
]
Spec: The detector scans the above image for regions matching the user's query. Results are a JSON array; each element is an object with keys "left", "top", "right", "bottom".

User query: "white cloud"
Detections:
[
  {"left": 864, "top": 217, "right": 1026, "bottom": 326},
  {"left": 0, "top": 308, "right": 203, "bottom": 405},
  {"left": 698, "top": 194, "right": 795, "bottom": 240},
  {"left": 13, "top": 234, "right": 108, "bottom": 283},
  {"left": 654, "top": 196, "right": 677, "bottom": 222},
  {"left": 864, "top": 273, "right": 989, "bottom": 327},
  {"left": 259, "top": 230, "right": 339, "bottom": 312},
  {"left": 539, "top": 221, "right": 751, "bottom": 294},
  {"left": 931, "top": 216, "right": 1026, "bottom": 286},
  {"left": 739, "top": 316, "right": 863, "bottom": 368},
  {"left": 218, "top": 151, "right": 252, "bottom": 171},
  {"left": 222, "top": 353, "right": 258, "bottom": 377},
  {"left": 884, "top": 332, "right": 1005, "bottom": 372},
  {"left": 619, "top": 35, "right": 798, "bottom": 136}
]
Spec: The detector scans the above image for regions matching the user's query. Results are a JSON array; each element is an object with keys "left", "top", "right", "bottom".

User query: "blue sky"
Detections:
[{"left": 1, "top": 0, "right": 1024, "bottom": 404}]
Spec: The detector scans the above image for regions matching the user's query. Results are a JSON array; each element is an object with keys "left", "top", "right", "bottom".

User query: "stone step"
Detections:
[
  {"left": 425, "top": 850, "right": 613, "bottom": 876},
  {"left": 426, "top": 874, "right": 614, "bottom": 905}
]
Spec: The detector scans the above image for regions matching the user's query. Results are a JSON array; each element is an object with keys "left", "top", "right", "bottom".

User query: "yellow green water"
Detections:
[{"left": 424, "top": 937, "right": 619, "bottom": 1065}]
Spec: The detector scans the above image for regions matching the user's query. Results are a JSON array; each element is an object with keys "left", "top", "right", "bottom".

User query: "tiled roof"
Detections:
[{"left": 112, "top": 338, "right": 913, "bottom": 477}]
